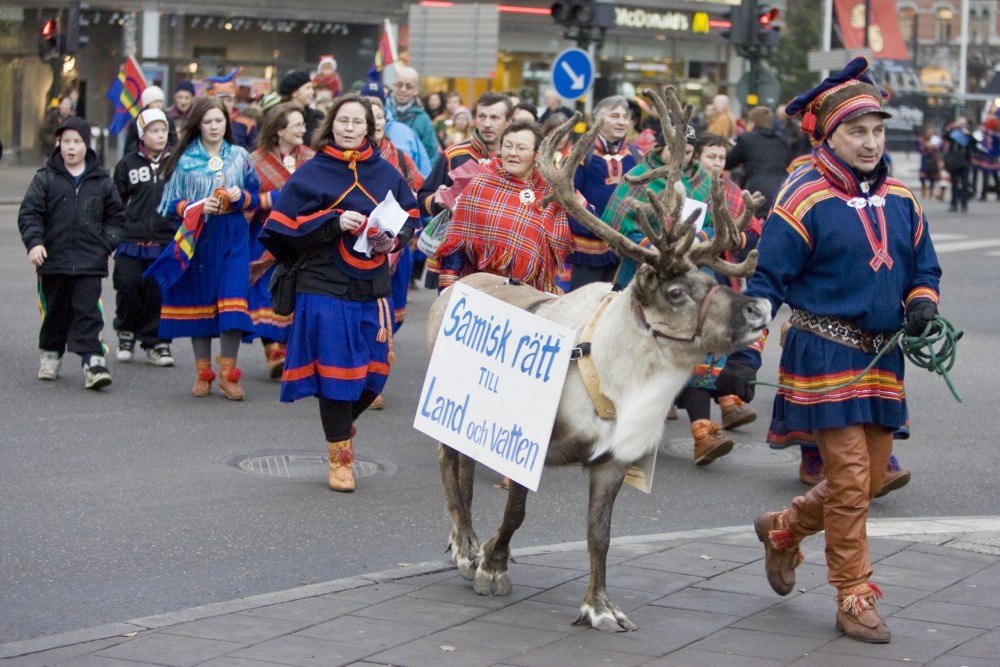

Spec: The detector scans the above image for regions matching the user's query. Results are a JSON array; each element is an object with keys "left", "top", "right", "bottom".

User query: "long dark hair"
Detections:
[
  {"left": 255, "top": 102, "right": 305, "bottom": 153},
  {"left": 310, "top": 93, "right": 376, "bottom": 152},
  {"left": 162, "top": 97, "right": 234, "bottom": 180}
]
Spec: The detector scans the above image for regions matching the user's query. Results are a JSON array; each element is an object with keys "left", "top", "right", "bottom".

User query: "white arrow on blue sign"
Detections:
[{"left": 551, "top": 48, "right": 594, "bottom": 102}]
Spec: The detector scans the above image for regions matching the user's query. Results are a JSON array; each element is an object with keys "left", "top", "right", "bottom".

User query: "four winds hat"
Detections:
[{"left": 784, "top": 56, "right": 891, "bottom": 143}]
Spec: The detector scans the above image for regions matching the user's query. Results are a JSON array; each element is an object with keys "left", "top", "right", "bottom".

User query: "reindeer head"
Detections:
[{"left": 538, "top": 86, "right": 770, "bottom": 354}]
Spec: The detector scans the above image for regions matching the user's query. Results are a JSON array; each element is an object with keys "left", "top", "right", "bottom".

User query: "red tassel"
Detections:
[
  {"left": 198, "top": 368, "right": 216, "bottom": 382},
  {"left": 225, "top": 367, "right": 242, "bottom": 382},
  {"left": 869, "top": 581, "right": 884, "bottom": 600},
  {"left": 769, "top": 528, "right": 799, "bottom": 551},
  {"left": 801, "top": 111, "right": 817, "bottom": 133}
]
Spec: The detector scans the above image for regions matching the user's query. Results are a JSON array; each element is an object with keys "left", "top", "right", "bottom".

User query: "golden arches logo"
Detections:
[{"left": 692, "top": 12, "right": 709, "bottom": 34}]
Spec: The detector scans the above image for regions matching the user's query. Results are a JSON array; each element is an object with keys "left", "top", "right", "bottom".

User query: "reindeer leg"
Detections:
[
  {"left": 438, "top": 443, "right": 480, "bottom": 580},
  {"left": 473, "top": 480, "right": 528, "bottom": 596},
  {"left": 573, "top": 459, "right": 638, "bottom": 632}
]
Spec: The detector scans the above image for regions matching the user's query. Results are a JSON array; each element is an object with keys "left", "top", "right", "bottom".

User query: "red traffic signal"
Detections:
[
  {"left": 38, "top": 18, "right": 60, "bottom": 59},
  {"left": 758, "top": 6, "right": 779, "bottom": 27},
  {"left": 755, "top": 5, "right": 781, "bottom": 48},
  {"left": 41, "top": 19, "right": 58, "bottom": 40}
]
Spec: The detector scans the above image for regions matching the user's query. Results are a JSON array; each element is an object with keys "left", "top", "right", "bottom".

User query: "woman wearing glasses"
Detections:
[
  {"left": 260, "top": 94, "right": 419, "bottom": 492},
  {"left": 436, "top": 120, "right": 576, "bottom": 294},
  {"left": 246, "top": 102, "right": 315, "bottom": 379}
]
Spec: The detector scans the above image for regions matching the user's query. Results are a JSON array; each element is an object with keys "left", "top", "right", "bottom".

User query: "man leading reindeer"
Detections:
[{"left": 717, "top": 57, "right": 943, "bottom": 644}]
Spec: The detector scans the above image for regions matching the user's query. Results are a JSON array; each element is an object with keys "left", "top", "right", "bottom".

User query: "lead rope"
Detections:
[{"left": 751, "top": 315, "right": 963, "bottom": 402}]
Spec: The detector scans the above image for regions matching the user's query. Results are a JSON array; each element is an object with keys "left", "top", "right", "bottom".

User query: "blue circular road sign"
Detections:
[{"left": 551, "top": 48, "right": 594, "bottom": 102}]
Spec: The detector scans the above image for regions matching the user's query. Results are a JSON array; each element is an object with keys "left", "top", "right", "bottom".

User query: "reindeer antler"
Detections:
[{"left": 538, "top": 87, "right": 762, "bottom": 279}]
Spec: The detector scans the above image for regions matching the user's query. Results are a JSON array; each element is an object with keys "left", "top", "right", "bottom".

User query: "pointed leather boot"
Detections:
[
  {"left": 192, "top": 359, "right": 215, "bottom": 397},
  {"left": 692, "top": 419, "right": 734, "bottom": 466},
  {"left": 719, "top": 394, "right": 757, "bottom": 430},
  {"left": 754, "top": 511, "right": 805, "bottom": 596},
  {"left": 263, "top": 342, "right": 285, "bottom": 380},
  {"left": 836, "top": 583, "right": 891, "bottom": 643},
  {"left": 327, "top": 439, "right": 355, "bottom": 492},
  {"left": 216, "top": 356, "right": 245, "bottom": 401}
]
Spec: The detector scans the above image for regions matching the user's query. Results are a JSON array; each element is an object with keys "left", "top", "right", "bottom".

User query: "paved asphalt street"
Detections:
[{"left": 2, "top": 150, "right": 999, "bottom": 665}]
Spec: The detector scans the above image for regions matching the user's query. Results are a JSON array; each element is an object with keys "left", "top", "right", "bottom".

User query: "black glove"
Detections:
[
  {"left": 904, "top": 299, "right": 940, "bottom": 336},
  {"left": 716, "top": 360, "right": 757, "bottom": 403}
]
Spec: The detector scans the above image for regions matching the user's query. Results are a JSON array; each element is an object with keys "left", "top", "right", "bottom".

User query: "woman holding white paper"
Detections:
[
  {"left": 602, "top": 125, "right": 744, "bottom": 467},
  {"left": 259, "top": 93, "right": 419, "bottom": 492}
]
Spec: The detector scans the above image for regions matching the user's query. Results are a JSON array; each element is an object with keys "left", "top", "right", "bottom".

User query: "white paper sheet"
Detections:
[{"left": 353, "top": 190, "right": 410, "bottom": 257}]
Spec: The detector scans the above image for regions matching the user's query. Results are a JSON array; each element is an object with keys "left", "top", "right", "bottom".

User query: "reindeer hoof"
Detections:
[
  {"left": 473, "top": 566, "right": 512, "bottom": 596},
  {"left": 455, "top": 553, "right": 477, "bottom": 581},
  {"left": 447, "top": 534, "right": 481, "bottom": 581},
  {"left": 573, "top": 602, "right": 638, "bottom": 632}
]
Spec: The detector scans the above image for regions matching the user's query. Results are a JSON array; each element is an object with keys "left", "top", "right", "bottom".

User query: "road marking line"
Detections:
[{"left": 932, "top": 239, "right": 1000, "bottom": 254}]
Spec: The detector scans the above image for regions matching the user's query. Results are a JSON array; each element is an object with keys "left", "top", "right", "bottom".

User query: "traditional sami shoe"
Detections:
[
  {"left": 692, "top": 419, "right": 734, "bottom": 466},
  {"left": 263, "top": 342, "right": 285, "bottom": 380},
  {"left": 754, "top": 511, "right": 804, "bottom": 596},
  {"left": 216, "top": 356, "right": 245, "bottom": 401},
  {"left": 192, "top": 359, "right": 215, "bottom": 397},
  {"left": 327, "top": 439, "right": 355, "bottom": 492},
  {"left": 835, "top": 582, "right": 891, "bottom": 643},
  {"left": 875, "top": 455, "right": 911, "bottom": 498},
  {"left": 719, "top": 394, "right": 757, "bottom": 430}
]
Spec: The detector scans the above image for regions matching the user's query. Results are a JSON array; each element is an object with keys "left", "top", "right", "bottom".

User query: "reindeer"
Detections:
[{"left": 425, "top": 87, "right": 772, "bottom": 632}]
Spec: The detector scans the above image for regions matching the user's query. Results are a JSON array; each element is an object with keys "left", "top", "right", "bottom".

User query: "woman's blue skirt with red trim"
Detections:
[{"left": 280, "top": 292, "right": 392, "bottom": 403}]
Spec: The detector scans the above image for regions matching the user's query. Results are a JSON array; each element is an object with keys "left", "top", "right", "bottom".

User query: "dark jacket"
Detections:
[
  {"left": 725, "top": 126, "right": 791, "bottom": 215},
  {"left": 112, "top": 146, "right": 176, "bottom": 245},
  {"left": 18, "top": 149, "right": 124, "bottom": 276}
]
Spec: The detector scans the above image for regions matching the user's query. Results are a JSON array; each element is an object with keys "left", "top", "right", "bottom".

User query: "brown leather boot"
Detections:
[
  {"left": 836, "top": 583, "right": 891, "bottom": 643},
  {"left": 719, "top": 394, "right": 757, "bottom": 430},
  {"left": 216, "top": 356, "right": 245, "bottom": 401},
  {"left": 263, "top": 342, "right": 285, "bottom": 380},
  {"left": 191, "top": 359, "right": 215, "bottom": 397},
  {"left": 327, "top": 439, "right": 355, "bottom": 492},
  {"left": 692, "top": 419, "right": 734, "bottom": 466},
  {"left": 754, "top": 511, "right": 805, "bottom": 596}
]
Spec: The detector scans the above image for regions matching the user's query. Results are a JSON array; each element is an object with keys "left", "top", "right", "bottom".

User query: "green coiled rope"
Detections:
[{"left": 752, "top": 315, "right": 963, "bottom": 402}]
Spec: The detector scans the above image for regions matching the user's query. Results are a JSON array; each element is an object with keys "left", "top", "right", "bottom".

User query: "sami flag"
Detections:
[
  {"left": 106, "top": 56, "right": 148, "bottom": 135},
  {"left": 367, "top": 21, "right": 397, "bottom": 83}
]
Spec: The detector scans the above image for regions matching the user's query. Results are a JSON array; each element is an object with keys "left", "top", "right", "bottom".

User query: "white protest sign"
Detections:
[{"left": 414, "top": 283, "right": 574, "bottom": 491}]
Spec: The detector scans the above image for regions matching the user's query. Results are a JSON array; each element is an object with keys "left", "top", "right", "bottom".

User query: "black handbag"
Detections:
[{"left": 269, "top": 257, "right": 305, "bottom": 317}]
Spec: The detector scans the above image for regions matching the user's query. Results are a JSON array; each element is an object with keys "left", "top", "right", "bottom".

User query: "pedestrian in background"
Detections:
[
  {"left": 246, "top": 102, "right": 315, "bottom": 380},
  {"left": 18, "top": 117, "right": 124, "bottom": 389},
  {"left": 724, "top": 106, "right": 790, "bottom": 216},
  {"left": 259, "top": 94, "right": 419, "bottom": 492},
  {"left": 145, "top": 96, "right": 259, "bottom": 401},
  {"left": 167, "top": 80, "right": 196, "bottom": 137},
  {"left": 386, "top": 67, "right": 440, "bottom": 163},
  {"left": 942, "top": 117, "right": 972, "bottom": 213},
  {"left": 278, "top": 70, "right": 324, "bottom": 145},
  {"left": 717, "top": 57, "right": 942, "bottom": 644},
  {"left": 124, "top": 85, "right": 177, "bottom": 154},
  {"left": 111, "top": 109, "right": 176, "bottom": 367}
]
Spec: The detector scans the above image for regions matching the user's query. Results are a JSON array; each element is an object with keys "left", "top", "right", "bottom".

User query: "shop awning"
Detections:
[{"left": 834, "top": 0, "right": 910, "bottom": 62}]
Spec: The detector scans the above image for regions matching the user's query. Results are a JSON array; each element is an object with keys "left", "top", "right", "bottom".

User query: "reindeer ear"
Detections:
[{"left": 633, "top": 264, "right": 661, "bottom": 304}]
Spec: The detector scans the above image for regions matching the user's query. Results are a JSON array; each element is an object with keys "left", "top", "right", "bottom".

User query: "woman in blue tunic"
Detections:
[
  {"left": 147, "top": 96, "right": 260, "bottom": 400},
  {"left": 260, "top": 94, "right": 419, "bottom": 492},
  {"left": 717, "top": 57, "right": 942, "bottom": 645}
]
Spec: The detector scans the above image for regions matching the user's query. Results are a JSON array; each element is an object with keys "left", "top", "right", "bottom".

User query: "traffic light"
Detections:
[
  {"left": 719, "top": 1, "right": 750, "bottom": 48},
  {"left": 754, "top": 5, "right": 781, "bottom": 49},
  {"left": 66, "top": 1, "right": 90, "bottom": 55},
  {"left": 550, "top": 0, "right": 594, "bottom": 28},
  {"left": 38, "top": 18, "right": 59, "bottom": 59}
]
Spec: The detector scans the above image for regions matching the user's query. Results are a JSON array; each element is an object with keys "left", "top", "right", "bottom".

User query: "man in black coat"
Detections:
[{"left": 725, "top": 106, "right": 791, "bottom": 216}]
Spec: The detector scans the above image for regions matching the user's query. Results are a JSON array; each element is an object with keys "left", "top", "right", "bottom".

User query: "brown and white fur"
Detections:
[{"left": 426, "top": 87, "right": 771, "bottom": 632}]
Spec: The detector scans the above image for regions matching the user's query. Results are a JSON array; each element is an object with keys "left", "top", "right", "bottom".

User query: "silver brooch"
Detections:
[
  {"left": 478, "top": 157, "right": 490, "bottom": 165},
  {"left": 282, "top": 155, "right": 296, "bottom": 172},
  {"left": 867, "top": 195, "right": 886, "bottom": 207},
  {"left": 519, "top": 188, "right": 536, "bottom": 205},
  {"left": 847, "top": 197, "right": 868, "bottom": 209},
  {"left": 207, "top": 155, "right": 224, "bottom": 172}
]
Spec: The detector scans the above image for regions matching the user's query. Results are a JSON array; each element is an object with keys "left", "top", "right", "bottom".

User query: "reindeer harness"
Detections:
[{"left": 573, "top": 284, "right": 724, "bottom": 420}]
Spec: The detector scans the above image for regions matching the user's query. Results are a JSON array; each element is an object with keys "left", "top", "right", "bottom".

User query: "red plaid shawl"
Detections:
[
  {"left": 250, "top": 145, "right": 315, "bottom": 217},
  {"left": 437, "top": 156, "right": 574, "bottom": 293}
]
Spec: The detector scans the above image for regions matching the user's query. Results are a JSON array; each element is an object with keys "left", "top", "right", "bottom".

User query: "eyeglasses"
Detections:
[
  {"left": 394, "top": 81, "right": 417, "bottom": 90},
  {"left": 284, "top": 122, "right": 306, "bottom": 130},
  {"left": 333, "top": 117, "right": 366, "bottom": 127},
  {"left": 500, "top": 143, "right": 535, "bottom": 154}
]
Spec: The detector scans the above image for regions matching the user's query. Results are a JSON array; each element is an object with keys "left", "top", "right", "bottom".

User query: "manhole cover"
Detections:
[
  {"left": 662, "top": 439, "right": 798, "bottom": 466},
  {"left": 226, "top": 450, "right": 396, "bottom": 481}
]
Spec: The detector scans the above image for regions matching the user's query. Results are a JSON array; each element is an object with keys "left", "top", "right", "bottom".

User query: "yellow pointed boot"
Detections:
[
  {"left": 192, "top": 359, "right": 215, "bottom": 397},
  {"left": 263, "top": 342, "right": 285, "bottom": 380},
  {"left": 327, "top": 439, "right": 356, "bottom": 492},
  {"left": 216, "top": 356, "right": 245, "bottom": 401}
]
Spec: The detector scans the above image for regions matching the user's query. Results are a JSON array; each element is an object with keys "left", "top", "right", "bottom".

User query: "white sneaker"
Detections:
[
  {"left": 146, "top": 343, "right": 174, "bottom": 367},
  {"left": 117, "top": 331, "right": 136, "bottom": 362},
  {"left": 38, "top": 351, "right": 62, "bottom": 380},
  {"left": 83, "top": 356, "right": 112, "bottom": 390}
]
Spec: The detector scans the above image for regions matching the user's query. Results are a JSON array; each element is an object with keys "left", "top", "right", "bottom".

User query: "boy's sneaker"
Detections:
[
  {"left": 146, "top": 343, "right": 175, "bottom": 367},
  {"left": 83, "top": 356, "right": 112, "bottom": 390},
  {"left": 38, "top": 351, "right": 62, "bottom": 381},
  {"left": 117, "top": 331, "right": 136, "bottom": 362}
]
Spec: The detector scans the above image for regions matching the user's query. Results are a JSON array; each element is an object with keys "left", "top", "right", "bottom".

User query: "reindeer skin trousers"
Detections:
[{"left": 782, "top": 424, "right": 892, "bottom": 591}]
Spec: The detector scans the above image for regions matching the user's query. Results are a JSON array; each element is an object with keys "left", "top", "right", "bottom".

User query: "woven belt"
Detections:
[{"left": 789, "top": 309, "right": 893, "bottom": 354}]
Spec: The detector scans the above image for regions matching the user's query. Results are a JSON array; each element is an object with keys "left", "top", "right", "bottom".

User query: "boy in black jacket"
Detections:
[
  {"left": 18, "top": 117, "right": 124, "bottom": 389},
  {"left": 112, "top": 109, "right": 175, "bottom": 366}
]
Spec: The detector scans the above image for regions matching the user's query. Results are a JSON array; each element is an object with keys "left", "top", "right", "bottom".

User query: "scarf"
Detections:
[
  {"left": 379, "top": 137, "right": 424, "bottom": 193},
  {"left": 437, "top": 156, "right": 573, "bottom": 293},
  {"left": 157, "top": 138, "right": 250, "bottom": 217},
  {"left": 251, "top": 144, "right": 315, "bottom": 214}
]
